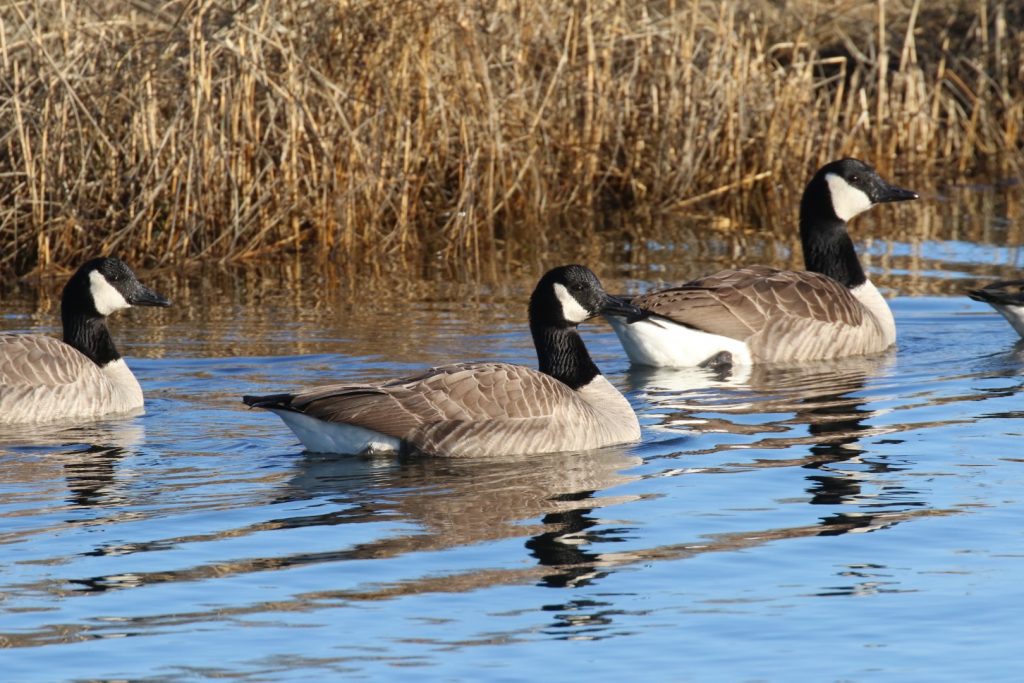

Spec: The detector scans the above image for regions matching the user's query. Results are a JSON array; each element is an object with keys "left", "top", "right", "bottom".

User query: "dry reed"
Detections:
[{"left": 0, "top": 0, "right": 1021, "bottom": 279}]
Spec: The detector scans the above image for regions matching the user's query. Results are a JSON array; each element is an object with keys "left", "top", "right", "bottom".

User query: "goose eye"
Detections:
[{"left": 848, "top": 174, "right": 860, "bottom": 183}]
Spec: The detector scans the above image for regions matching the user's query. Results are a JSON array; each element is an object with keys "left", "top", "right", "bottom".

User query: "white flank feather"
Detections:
[
  {"left": 849, "top": 280, "right": 896, "bottom": 346},
  {"left": 270, "top": 408, "right": 403, "bottom": 454},
  {"left": 606, "top": 316, "right": 753, "bottom": 367}
]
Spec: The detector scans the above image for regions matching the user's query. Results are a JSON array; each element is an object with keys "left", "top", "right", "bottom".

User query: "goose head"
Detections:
[
  {"left": 530, "top": 264, "right": 640, "bottom": 328},
  {"left": 806, "top": 158, "right": 919, "bottom": 224},
  {"left": 63, "top": 257, "right": 171, "bottom": 319}
]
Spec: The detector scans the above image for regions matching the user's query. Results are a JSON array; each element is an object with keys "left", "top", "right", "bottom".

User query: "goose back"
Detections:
[{"left": 0, "top": 334, "right": 144, "bottom": 424}]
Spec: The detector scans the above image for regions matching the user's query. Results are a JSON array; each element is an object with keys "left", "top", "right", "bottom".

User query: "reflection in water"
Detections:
[
  {"left": 3, "top": 343, "right": 989, "bottom": 625},
  {"left": 5, "top": 399, "right": 956, "bottom": 646},
  {"left": 630, "top": 353, "right": 894, "bottom": 449},
  {"left": 628, "top": 352, "right": 935, "bottom": 534},
  {"left": 0, "top": 417, "right": 145, "bottom": 453},
  {"left": 62, "top": 446, "right": 130, "bottom": 508},
  {"left": 0, "top": 420, "right": 144, "bottom": 513},
  {"left": 2, "top": 447, "right": 642, "bottom": 603},
  {"left": 285, "top": 448, "right": 642, "bottom": 590},
  {"left": 526, "top": 506, "right": 607, "bottom": 589}
]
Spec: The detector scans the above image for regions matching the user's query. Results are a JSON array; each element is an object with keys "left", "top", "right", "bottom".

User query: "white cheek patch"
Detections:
[
  {"left": 89, "top": 270, "right": 130, "bottom": 316},
  {"left": 826, "top": 173, "right": 872, "bottom": 221},
  {"left": 553, "top": 283, "right": 591, "bottom": 324}
]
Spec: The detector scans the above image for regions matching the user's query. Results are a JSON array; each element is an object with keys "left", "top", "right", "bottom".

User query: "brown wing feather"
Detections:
[
  {"left": 633, "top": 267, "right": 865, "bottom": 341},
  {"left": 283, "top": 362, "right": 577, "bottom": 439},
  {"left": 0, "top": 334, "right": 101, "bottom": 388},
  {"left": 408, "top": 415, "right": 564, "bottom": 457}
]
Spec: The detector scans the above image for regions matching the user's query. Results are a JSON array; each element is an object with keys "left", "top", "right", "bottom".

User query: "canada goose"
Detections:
[
  {"left": 0, "top": 257, "right": 171, "bottom": 424},
  {"left": 243, "top": 265, "right": 642, "bottom": 456},
  {"left": 606, "top": 158, "right": 918, "bottom": 366},
  {"left": 967, "top": 280, "right": 1024, "bottom": 337}
]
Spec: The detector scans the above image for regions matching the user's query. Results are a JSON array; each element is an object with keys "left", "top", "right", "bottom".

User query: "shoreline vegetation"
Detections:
[{"left": 1, "top": 0, "right": 1021, "bottom": 280}]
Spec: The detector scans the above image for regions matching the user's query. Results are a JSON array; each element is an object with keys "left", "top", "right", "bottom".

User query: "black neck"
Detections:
[
  {"left": 800, "top": 193, "right": 867, "bottom": 289},
  {"left": 531, "top": 324, "right": 600, "bottom": 390},
  {"left": 62, "top": 311, "right": 120, "bottom": 367}
]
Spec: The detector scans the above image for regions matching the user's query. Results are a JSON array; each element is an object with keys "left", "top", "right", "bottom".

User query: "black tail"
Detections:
[
  {"left": 967, "top": 280, "right": 1024, "bottom": 306},
  {"left": 967, "top": 289, "right": 997, "bottom": 304},
  {"left": 242, "top": 393, "right": 294, "bottom": 409},
  {"left": 606, "top": 294, "right": 652, "bottom": 324}
]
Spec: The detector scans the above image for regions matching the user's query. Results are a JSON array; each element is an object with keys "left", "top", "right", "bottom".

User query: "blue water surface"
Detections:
[{"left": 2, "top": 212, "right": 1024, "bottom": 681}]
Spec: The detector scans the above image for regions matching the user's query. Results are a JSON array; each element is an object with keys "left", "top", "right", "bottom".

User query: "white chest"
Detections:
[
  {"left": 575, "top": 375, "right": 641, "bottom": 443},
  {"left": 100, "top": 358, "right": 146, "bottom": 412},
  {"left": 850, "top": 280, "right": 896, "bottom": 345}
]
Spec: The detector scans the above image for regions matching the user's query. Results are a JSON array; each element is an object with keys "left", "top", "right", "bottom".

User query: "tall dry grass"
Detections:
[{"left": 0, "top": 0, "right": 1021, "bottom": 279}]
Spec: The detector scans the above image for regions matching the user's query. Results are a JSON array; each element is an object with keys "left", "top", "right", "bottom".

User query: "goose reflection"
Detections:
[
  {"left": 628, "top": 352, "right": 893, "bottom": 452},
  {"left": 61, "top": 445, "right": 133, "bottom": 508},
  {"left": 0, "top": 418, "right": 145, "bottom": 453},
  {"left": 629, "top": 353, "right": 928, "bottom": 533},
  {"left": 6, "top": 411, "right": 963, "bottom": 646},
  {"left": 967, "top": 340, "right": 1024, "bottom": 418},
  {"left": 280, "top": 446, "right": 642, "bottom": 588},
  {"left": 0, "top": 420, "right": 144, "bottom": 509}
]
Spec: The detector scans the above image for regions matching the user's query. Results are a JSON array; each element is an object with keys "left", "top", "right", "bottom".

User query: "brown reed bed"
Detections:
[{"left": 0, "top": 0, "right": 1021, "bottom": 281}]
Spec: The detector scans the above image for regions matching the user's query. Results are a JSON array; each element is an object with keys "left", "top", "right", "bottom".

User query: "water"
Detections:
[{"left": 3, "top": 189, "right": 1024, "bottom": 681}]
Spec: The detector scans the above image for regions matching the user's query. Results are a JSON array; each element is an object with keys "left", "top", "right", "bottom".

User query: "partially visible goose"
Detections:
[
  {"left": 967, "top": 280, "right": 1024, "bottom": 337},
  {"left": 606, "top": 158, "right": 919, "bottom": 366},
  {"left": 0, "top": 257, "right": 171, "bottom": 424},
  {"left": 243, "top": 265, "right": 642, "bottom": 457}
]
